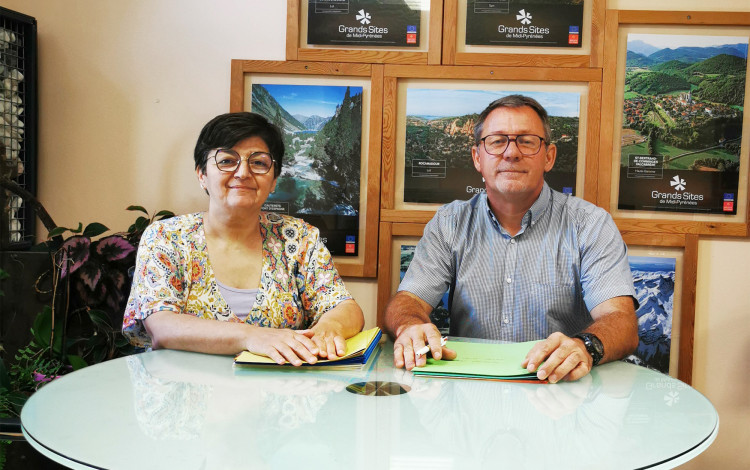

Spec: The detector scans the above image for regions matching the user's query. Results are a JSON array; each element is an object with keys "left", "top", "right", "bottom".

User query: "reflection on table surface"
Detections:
[{"left": 21, "top": 340, "right": 718, "bottom": 470}]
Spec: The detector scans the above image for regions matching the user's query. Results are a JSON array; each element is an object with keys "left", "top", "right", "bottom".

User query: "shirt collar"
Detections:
[
  {"left": 527, "top": 182, "right": 552, "bottom": 227},
  {"left": 481, "top": 182, "right": 552, "bottom": 234}
]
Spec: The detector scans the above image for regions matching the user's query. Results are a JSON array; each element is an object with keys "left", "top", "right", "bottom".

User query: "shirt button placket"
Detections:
[{"left": 501, "top": 236, "right": 518, "bottom": 329}]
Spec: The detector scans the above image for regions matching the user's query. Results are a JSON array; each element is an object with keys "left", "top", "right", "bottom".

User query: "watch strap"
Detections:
[{"left": 574, "top": 333, "right": 604, "bottom": 366}]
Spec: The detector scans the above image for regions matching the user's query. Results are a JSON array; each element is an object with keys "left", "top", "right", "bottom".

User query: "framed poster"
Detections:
[
  {"left": 287, "top": 0, "right": 444, "bottom": 65},
  {"left": 402, "top": 88, "right": 581, "bottom": 204},
  {"left": 618, "top": 34, "right": 747, "bottom": 215},
  {"left": 380, "top": 64, "right": 601, "bottom": 223},
  {"left": 377, "top": 222, "right": 452, "bottom": 330},
  {"left": 621, "top": 232, "right": 698, "bottom": 384},
  {"left": 230, "top": 60, "right": 383, "bottom": 278},
  {"left": 465, "top": 0, "right": 584, "bottom": 48},
  {"left": 442, "top": 0, "right": 604, "bottom": 67},
  {"left": 251, "top": 82, "right": 363, "bottom": 258},
  {"left": 598, "top": 11, "right": 750, "bottom": 236},
  {"left": 397, "top": 243, "right": 451, "bottom": 334},
  {"left": 307, "top": 0, "right": 421, "bottom": 48}
]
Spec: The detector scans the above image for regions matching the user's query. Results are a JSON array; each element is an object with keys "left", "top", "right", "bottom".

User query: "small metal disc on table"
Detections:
[{"left": 345, "top": 381, "right": 410, "bottom": 396}]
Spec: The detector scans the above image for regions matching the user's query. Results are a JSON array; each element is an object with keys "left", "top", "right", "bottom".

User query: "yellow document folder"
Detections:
[{"left": 234, "top": 327, "right": 382, "bottom": 367}]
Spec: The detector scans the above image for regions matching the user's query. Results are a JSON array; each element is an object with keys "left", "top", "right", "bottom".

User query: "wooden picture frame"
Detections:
[
  {"left": 376, "top": 221, "right": 425, "bottom": 327},
  {"left": 621, "top": 232, "right": 699, "bottom": 385},
  {"left": 598, "top": 10, "right": 750, "bottom": 236},
  {"left": 442, "top": 0, "right": 604, "bottom": 67},
  {"left": 229, "top": 60, "right": 383, "bottom": 277},
  {"left": 380, "top": 64, "right": 602, "bottom": 223},
  {"left": 286, "top": 0, "right": 444, "bottom": 65}
]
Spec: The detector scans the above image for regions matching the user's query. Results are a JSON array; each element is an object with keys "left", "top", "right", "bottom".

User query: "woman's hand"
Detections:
[
  {"left": 299, "top": 300, "right": 364, "bottom": 360},
  {"left": 301, "top": 319, "right": 347, "bottom": 360},
  {"left": 244, "top": 326, "right": 320, "bottom": 366}
]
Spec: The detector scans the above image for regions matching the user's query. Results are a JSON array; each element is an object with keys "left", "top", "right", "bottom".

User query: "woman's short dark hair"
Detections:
[
  {"left": 473, "top": 94, "right": 552, "bottom": 144},
  {"left": 194, "top": 112, "right": 284, "bottom": 178}
]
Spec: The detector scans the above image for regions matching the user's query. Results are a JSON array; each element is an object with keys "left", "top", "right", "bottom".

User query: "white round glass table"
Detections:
[{"left": 21, "top": 341, "right": 718, "bottom": 469}]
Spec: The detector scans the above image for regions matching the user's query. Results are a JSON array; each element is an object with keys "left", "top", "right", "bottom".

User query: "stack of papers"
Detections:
[
  {"left": 411, "top": 340, "right": 545, "bottom": 382},
  {"left": 234, "top": 327, "right": 382, "bottom": 369}
]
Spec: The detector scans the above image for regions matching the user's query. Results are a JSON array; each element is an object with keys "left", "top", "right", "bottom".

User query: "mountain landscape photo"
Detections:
[
  {"left": 403, "top": 89, "right": 581, "bottom": 203},
  {"left": 621, "top": 34, "right": 748, "bottom": 172},
  {"left": 625, "top": 256, "right": 677, "bottom": 374},
  {"left": 252, "top": 83, "right": 362, "bottom": 216}
]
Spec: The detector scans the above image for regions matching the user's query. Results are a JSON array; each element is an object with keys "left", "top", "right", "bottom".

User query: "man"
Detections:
[{"left": 385, "top": 95, "right": 638, "bottom": 383}]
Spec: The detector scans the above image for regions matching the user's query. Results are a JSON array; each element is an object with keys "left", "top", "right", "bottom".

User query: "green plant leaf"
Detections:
[
  {"left": 83, "top": 222, "right": 109, "bottom": 238},
  {"left": 134, "top": 216, "right": 150, "bottom": 232},
  {"left": 7, "top": 390, "right": 29, "bottom": 412},
  {"left": 32, "top": 307, "right": 52, "bottom": 349},
  {"left": 67, "top": 355, "right": 88, "bottom": 371},
  {"left": 31, "top": 306, "right": 62, "bottom": 355},
  {"left": 126, "top": 205, "right": 148, "bottom": 214},
  {"left": 87, "top": 309, "right": 112, "bottom": 329},
  {"left": 154, "top": 210, "right": 175, "bottom": 219},
  {"left": 86, "top": 334, "right": 105, "bottom": 348},
  {"left": 114, "top": 335, "right": 130, "bottom": 348},
  {"left": 70, "top": 222, "right": 83, "bottom": 234},
  {"left": 92, "top": 345, "right": 107, "bottom": 364},
  {"left": 47, "top": 226, "right": 69, "bottom": 238},
  {"left": 84, "top": 334, "right": 109, "bottom": 364}
]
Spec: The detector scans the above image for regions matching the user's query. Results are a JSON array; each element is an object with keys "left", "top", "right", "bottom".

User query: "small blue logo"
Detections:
[
  {"left": 562, "top": 187, "right": 573, "bottom": 194},
  {"left": 346, "top": 235, "right": 356, "bottom": 243},
  {"left": 407, "top": 25, "right": 417, "bottom": 33},
  {"left": 724, "top": 193, "right": 735, "bottom": 201},
  {"left": 569, "top": 26, "right": 579, "bottom": 34}
]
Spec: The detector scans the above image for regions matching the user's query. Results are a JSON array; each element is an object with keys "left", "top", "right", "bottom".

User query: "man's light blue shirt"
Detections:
[{"left": 399, "top": 183, "right": 637, "bottom": 342}]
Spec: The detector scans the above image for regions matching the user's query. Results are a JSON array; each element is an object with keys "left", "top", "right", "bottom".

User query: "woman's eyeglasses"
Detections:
[{"left": 210, "top": 149, "right": 275, "bottom": 174}]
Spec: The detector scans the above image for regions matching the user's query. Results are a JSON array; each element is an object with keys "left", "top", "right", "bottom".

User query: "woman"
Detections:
[{"left": 123, "top": 112, "right": 364, "bottom": 365}]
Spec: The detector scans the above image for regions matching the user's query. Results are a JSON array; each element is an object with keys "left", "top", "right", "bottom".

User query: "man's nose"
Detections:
[{"left": 502, "top": 140, "right": 523, "bottom": 160}]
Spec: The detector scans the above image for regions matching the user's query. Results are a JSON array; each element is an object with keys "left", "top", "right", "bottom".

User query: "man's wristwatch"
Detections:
[{"left": 573, "top": 332, "right": 604, "bottom": 366}]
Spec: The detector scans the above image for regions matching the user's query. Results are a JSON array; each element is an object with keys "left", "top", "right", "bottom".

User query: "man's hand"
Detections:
[
  {"left": 522, "top": 332, "right": 591, "bottom": 383},
  {"left": 393, "top": 323, "right": 456, "bottom": 370}
]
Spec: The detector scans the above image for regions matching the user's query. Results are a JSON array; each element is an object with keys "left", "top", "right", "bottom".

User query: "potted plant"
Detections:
[
  {"left": 0, "top": 205, "right": 174, "bottom": 402},
  {"left": 0, "top": 198, "right": 173, "bottom": 468}
]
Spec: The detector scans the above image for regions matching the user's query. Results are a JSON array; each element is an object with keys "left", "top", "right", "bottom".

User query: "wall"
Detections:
[
  {"left": 610, "top": 1, "right": 750, "bottom": 469},
  {"left": 1, "top": 0, "right": 747, "bottom": 468}
]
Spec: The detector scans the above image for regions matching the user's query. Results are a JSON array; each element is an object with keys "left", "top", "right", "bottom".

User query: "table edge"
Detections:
[{"left": 22, "top": 424, "right": 99, "bottom": 470}]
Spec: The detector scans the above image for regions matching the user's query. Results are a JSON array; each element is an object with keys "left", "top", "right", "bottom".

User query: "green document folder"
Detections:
[{"left": 411, "top": 340, "right": 543, "bottom": 381}]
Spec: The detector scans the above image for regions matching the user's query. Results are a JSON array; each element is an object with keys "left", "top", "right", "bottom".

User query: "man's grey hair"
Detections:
[{"left": 473, "top": 94, "right": 552, "bottom": 144}]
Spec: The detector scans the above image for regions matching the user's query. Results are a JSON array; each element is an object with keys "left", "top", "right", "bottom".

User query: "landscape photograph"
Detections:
[
  {"left": 403, "top": 88, "right": 580, "bottom": 203},
  {"left": 618, "top": 33, "right": 748, "bottom": 214},
  {"left": 625, "top": 255, "right": 677, "bottom": 374},
  {"left": 400, "top": 245, "right": 450, "bottom": 333},
  {"left": 252, "top": 83, "right": 363, "bottom": 255}
]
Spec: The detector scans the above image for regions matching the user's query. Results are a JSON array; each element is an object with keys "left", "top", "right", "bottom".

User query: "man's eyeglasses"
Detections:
[
  {"left": 479, "top": 134, "right": 547, "bottom": 156},
  {"left": 210, "top": 149, "right": 275, "bottom": 175}
]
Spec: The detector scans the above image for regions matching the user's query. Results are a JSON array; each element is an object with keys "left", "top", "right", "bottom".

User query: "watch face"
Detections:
[
  {"left": 577, "top": 333, "right": 603, "bottom": 365},
  {"left": 590, "top": 335, "right": 604, "bottom": 355}
]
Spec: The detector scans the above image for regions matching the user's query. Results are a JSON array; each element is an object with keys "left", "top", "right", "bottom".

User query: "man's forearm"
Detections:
[
  {"left": 585, "top": 297, "right": 639, "bottom": 364},
  {"left": 383, "top": 291, "right": 433, "bottom": 339}
]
